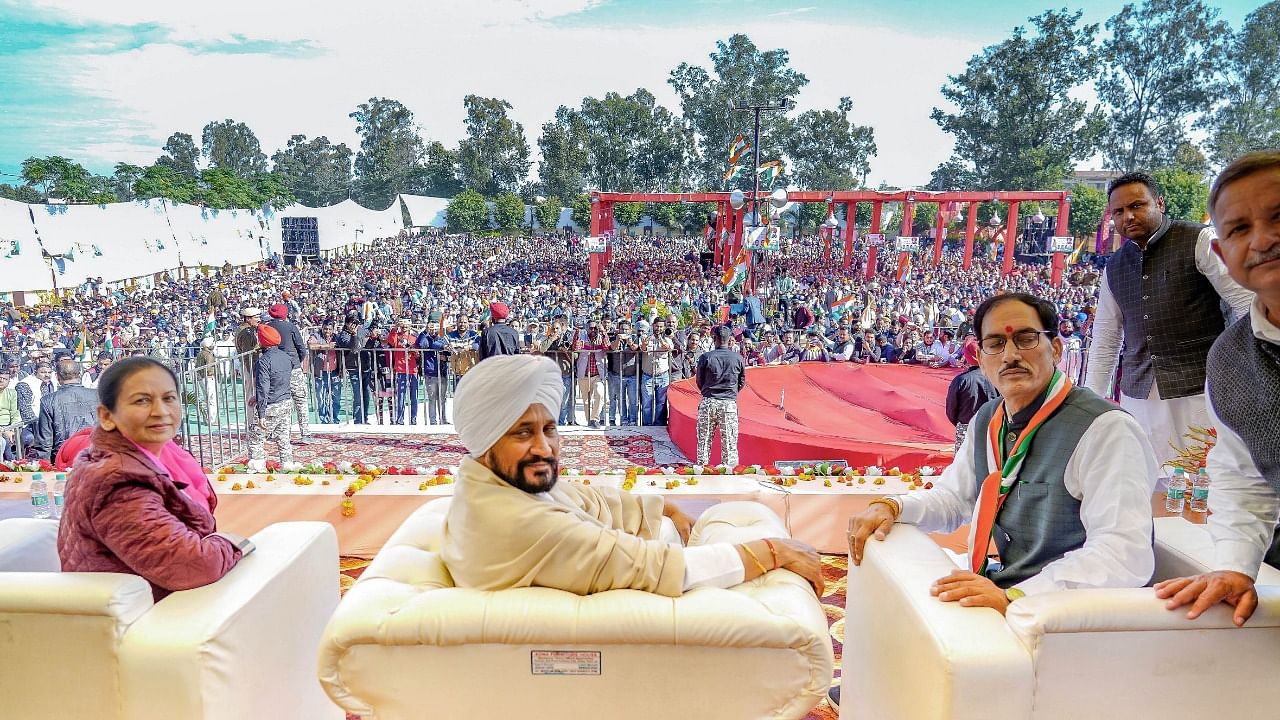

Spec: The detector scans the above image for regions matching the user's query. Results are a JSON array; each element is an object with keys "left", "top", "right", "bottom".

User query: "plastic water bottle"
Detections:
[
  {"left": 30, "top": 473, "right": 50, "bottom": 519},
  {"left": 1190, "top": 468, "right": 1210, "bottom": 513},
  {"left": 1165, "top": 468, "right": 1186, "bottom": 515},
  {"left": 52, "top": 473, "right": 67, "bottom": 520}
]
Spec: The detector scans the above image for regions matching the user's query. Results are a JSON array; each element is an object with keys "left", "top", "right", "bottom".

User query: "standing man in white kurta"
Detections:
[{"left": 1085, "top": 172, "right": 1252, "bottom": 472}]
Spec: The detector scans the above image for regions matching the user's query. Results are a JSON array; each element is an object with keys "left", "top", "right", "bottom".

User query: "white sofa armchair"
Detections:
[
  {"left": 842, "top": 522, "right": 1280, "bottom": 720},
  {"left": 320, "top": 498, "right": 833, "bottom": 719},
  {"left": 0, "top": 519, "right": 343, "bottom": 720}
]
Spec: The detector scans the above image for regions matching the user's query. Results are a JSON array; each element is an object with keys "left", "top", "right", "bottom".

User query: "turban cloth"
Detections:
[
  {"left": 268, "top": 304, "right": 288, "bottom": 319},
  {"left": 257, "top": 325, "right": 281, "bottom": 347},
  {"left": 962, "top": 338, "right": 980, "bottom": 367},
  {"left": 454, "top": 355, "right": 563, "bottom": 458},
  {"left": 489, "top": 302, "right": 510, "bottom": 321}
]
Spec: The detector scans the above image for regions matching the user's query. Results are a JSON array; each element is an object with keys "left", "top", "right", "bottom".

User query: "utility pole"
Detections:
[{"left": 732, "top": 98, "right": 789, "bottom": 294}]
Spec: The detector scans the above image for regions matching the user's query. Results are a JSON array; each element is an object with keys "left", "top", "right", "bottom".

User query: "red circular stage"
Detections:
[{"left": 667, "top": 363, "right": 957, "bottom": 469}]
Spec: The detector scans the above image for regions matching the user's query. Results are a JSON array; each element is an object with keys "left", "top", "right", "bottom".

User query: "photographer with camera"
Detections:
[
  {"left": 640, "top": 318, "right": 675, "bottom": 426},
  {"left": 573, "top": 319, "right": 609, "bottom": 428},
  {"left": 608, "top": 319, "right": 641, "bottom": 425},
  {"left": 534, "top": 318, "right": 577, "bottom": 426}
]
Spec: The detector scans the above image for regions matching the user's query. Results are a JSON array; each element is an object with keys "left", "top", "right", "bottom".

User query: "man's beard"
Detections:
[{"left": 496, "top": 455, "right": 560, "bottom": 494}]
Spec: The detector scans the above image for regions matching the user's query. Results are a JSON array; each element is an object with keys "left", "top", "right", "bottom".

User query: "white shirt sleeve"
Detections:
[
  {"left": 1194, "top": 227, "right": 1255, "bottom": 320},
  {"left": 896, "top": 422, "right": 980, "bottom": 533},
  {"left": 1084, "top": 272, "right": 1123, "bottom": 396},
  {"left": 682, "top": 543, "right": 746, "bottom": 590},
  {"left": 1205, "top": 399, "right": 1279, "bottom": 579},
  {"left": 1013, "top": 410, "right": 1158, "bottom": 596}
]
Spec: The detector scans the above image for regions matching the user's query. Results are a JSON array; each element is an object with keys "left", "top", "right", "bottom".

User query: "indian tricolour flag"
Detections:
[
  {"left": 830, "top": 294, "right": 858, "bottom": 318},
  {"left": 727, "top": 134, "right": 750, "bottom": 163},
  {"left": 721, "top": 248, "right": 751, "bottom": 289}
]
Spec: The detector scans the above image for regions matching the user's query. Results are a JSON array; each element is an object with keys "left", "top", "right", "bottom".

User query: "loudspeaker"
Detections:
[{"left": 281, "top": 217, "right": 320, "bottom": 259}]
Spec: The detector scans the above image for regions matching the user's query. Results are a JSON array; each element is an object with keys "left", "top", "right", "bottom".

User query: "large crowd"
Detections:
[{"left": 0, "top": 229, "right": 1103, "bottom": 453}]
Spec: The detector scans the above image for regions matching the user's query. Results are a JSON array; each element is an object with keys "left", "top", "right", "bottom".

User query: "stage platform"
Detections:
[{"left": 668, "top": 364, "right": 958, "bottom": 469}]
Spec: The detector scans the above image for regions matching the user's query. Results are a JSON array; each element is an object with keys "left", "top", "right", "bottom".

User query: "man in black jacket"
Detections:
[
  {"left": 266, "top": 303, "right": 312, "bottom": 442},
  {"left": 248, "top": 325, "right": 294, "bottom": 466},
  {"left": 336, "top": 316, "right": 369, "bottom": 424},
  {"left": 479, "top": 302, "right": 521, "bottom": 361},
  {"left": 34, "top": 359, "right": 98, "bottom": 462},
  {"left": 695, "top": 326, "right": 746, "bottom": 467}
]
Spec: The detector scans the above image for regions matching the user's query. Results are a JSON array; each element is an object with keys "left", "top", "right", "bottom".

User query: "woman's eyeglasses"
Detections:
[{"left": 979, "top": 330, "right": 1053, "bottom": 355}]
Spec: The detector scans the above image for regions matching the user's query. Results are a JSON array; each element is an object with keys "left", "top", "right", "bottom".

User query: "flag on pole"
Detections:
[
  {"left": 723, "top": 163, "right": 745, "bottom": 182},
  {"left": 727, "top": 134, "right": 750, "bottom": 163},
  {"left": 74, "top": 327, "right": 88, "bottom": 359},
  {"left": 757, "top": 160, "right": 784, "bottom": 188},
  {"left": 1068, "top": 236, "right": 1088, "bottom": 264},
  {"left": 203, "top": 311, "right": 217, "bottom": 336},
  {"left": 895, "top": 252, "right": 913, "bottom": 284},
  {"left": 830, "top": 294, "right": 859, "bottom": 318},
  {"left": 721, "top": 248, "right": 752, "bottom": 289}
]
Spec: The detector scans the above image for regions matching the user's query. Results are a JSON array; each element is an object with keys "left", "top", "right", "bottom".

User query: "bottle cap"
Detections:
[{"left": 31, "top": 473, "right": 42, "bottom": 481}]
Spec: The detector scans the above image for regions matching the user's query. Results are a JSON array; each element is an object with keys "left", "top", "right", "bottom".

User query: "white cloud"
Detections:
[{"left": 27, "top": 0, "right": 986, "bottom": 188}]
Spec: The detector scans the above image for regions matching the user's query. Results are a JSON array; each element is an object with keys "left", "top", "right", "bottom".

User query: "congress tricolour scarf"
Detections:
[{"left": 969, "top": 369, "right": 1072, "bottom": 575}]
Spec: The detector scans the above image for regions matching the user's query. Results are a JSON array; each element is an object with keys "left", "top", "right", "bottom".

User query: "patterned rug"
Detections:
[
  {"left": 337, "top": 554, "right": 846, "bottom": 719},
  {"left": 197, "top": 433, "right": 656, "bottom": 470}
]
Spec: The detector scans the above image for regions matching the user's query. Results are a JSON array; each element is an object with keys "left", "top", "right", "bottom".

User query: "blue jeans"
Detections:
[
  {"left": 313, "top": 371, "right": 338, "bottom": 423},
  {"left": 395, "top": 373, "right": 418, "bottom": 424},
  {"left": 559, "top": 374, "right": 574, "bottom": 425},
  {"left": 348, "top": 373, "right": 370, "bottom": 424},
  {"left": 422, "top": 374, "right": 446, "bottom": 424},
  {"left": 609, "top": 373, "right": 639, "bottom": 425},
  {"left": 641, "top": 372, "right": 670, "bottom": 426}
]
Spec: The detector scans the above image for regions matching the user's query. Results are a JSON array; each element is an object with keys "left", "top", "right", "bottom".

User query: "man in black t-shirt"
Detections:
[{"left": 694, "top": 326, "right": 746, "bottom": 467}]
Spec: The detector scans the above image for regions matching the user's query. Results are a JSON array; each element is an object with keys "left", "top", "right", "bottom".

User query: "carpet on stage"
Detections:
[
  {"left": 337, "top": 554, "right": 846, "bottom": 719},
  {"left": 207, "top": 433, "right": 657, "bottom": 470},
  {"left": 668, "top": 363, "right": 956, "bottom": 470}
]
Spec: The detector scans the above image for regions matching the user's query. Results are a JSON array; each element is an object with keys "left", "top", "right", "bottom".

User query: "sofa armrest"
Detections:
[
  {"left": 1153, "top": 516, "right": 1280, "bottom": 584},
  {"left": 1006, "top": 585, "right": 1280, "bottom": 641},
  {"left": 0, "top": 571, "right": 152, "bottom": 627},
  {"left": 842, "top": 524, "right": 1034, "bottom": 720},
  {"left": 119, "top": 522, "right": 341, "bottom": 720},
  {"left": 0, "top": 518, "right": 61, "bottom": 572}
]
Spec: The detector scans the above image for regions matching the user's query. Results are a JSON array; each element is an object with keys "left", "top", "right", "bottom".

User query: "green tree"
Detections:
[
  {"left": 613, "top": 201, "right": 644, "bottom": 229},
  {"left": 198, "top": 168, "right": 258, "bottom": 209},
  {"left": 1067, "top": 184, "right": 1108, "bottom": 238},
  {"left": 926, "top": 159, "right": 978, "bottom": 191},
  {"left": 270, "top": 134, "right": 353, "bottom": 206},
  {"left": 447, "top": 189, "right": 489, "bottom": 232},
  {"left": 577, "top": 89, "right": 690, "bottom": 192},
  {"left": 201, "top": 119, "right": 268, "bottom": 177},
  {"left": 111, "top": 163, "right": 144, "bottom": 202},
  {"left": 535, "top": 195, "right": 562, "bottom": 231},
  {"left": 537, "top": 106, "right": 589, "bottom": 200},
  {"left": 683, "top": 202, "right": 717, "bottom": 232},
  {"left": 668, "top": 34, "right": 809, "bottom": 188},
  {"left": 20, "top": 156, "right": 96, "bottom": 202},
  {"left": 492, "top": 192, "right": 525, "bottom": 230},
  {"left": 422, "top": 141, "right": 461, "bottom": 197},
  {"left": 570, "top": 193, "right": 593, "bottom": 230},
  {"left": 0, "top": 184, "right": 41, "bottom": 203},
  {"left": 350, "top": 97, "right": 427, "bottom": 208},
  {"left": 134, "top": 164, "right": 197, "bottom": 203},
  {"left": 1098, "top": 0, "right": 1228, "bottom": 172},
  {"left": 252, "top": 172, "right": 296, "bottom": 209},
  {"left": 156, "top": 132, "right": 200, "bottom": 177},
  {"left": 931, "top": 9, "right": 1104, "bottom": 190},
  {"left": 781, "top": 97, "right": 876, "bottom": 190},
  {"left": 645, "top": 202, "right": 680, "bottom": 229},
  {"left": 1198, "top": 1, "right": 1280, "bottom": 166},
  {"left": 456, "top": 95, "right": 531, "bottom": 196},
  {"left": 1152, "top": 167, "right": 1208, "bottom": 221}
]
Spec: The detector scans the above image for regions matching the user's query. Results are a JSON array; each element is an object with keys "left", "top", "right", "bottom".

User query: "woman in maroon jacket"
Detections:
[{"left": 58, "top": 356, "right": 252, "bottom": 601}]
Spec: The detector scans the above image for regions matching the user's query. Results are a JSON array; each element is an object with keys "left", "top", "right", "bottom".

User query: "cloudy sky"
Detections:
[{"left": 0, "top": 0, "right": 1256, "bottom": 194}]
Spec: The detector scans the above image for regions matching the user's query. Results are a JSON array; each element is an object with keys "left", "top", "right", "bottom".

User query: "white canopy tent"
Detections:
[
  {"left": 276, "top": 199, "right": 403, "bottom": 252},
  {"left": 396, "top": 194, "right": 448, "bottom": 228},
  {"left": 29, "top": 200, "right": 182, "bottom": 287},
  {"left": 0, "top": 198, "right": 54, "bottom": 292},
  {"left": 166, "top": 202, "right": 270, "bottom": 267}
]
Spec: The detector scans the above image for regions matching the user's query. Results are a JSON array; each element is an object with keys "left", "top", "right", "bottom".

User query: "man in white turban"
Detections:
[{"left": 441, "top": 355, "right": 824, "bottom": 597}]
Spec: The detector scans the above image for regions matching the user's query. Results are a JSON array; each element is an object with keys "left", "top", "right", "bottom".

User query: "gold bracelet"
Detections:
[
  {"left": 741, "top": 543, "right": 769, "bottom": 575},
  {"left": 869, "top": 497, "right": 901, "bottom": 520}
]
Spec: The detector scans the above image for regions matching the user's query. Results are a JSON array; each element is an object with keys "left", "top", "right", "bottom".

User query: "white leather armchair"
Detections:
[
  {"left": 0, "top": 517, "right": 60, "bottom": 571},
  {"left": 320, "top": 498, "right": 833, "bottom": 720},
  {"left": 0, "top": 520, "right": 343, "bottom": 720},
  {"left": 842, "top": 522, "right": 1280, "bottom": 720}
]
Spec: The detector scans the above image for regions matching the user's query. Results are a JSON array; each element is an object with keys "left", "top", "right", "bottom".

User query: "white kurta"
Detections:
[
  {"left": 1085, "top": 225, "right": 1254, "bottom": 472},
  {"left": 1205, "top": 298, "right": 1280, "bottom": 579},
  {"left": 895, "top": 407, "right": 1159, "bottom": 597}
]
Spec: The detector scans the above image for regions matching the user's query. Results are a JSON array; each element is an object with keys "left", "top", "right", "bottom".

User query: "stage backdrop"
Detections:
[{"left": 668, "top": 363, "right": 957, "bottom": 469}]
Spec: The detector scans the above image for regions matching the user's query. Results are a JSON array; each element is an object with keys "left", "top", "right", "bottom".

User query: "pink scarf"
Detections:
[{"left": 128, "top": 439, "right": 214, "bottom": 513}]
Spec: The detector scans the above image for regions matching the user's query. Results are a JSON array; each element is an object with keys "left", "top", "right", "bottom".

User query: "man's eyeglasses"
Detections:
[{"left": 980, "top": 330, "right": 1053, "bottom": 355}]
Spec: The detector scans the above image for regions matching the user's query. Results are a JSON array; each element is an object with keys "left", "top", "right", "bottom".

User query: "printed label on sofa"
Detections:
[{"left": 531, "top": 650, "right": 602, "bottom": 676}]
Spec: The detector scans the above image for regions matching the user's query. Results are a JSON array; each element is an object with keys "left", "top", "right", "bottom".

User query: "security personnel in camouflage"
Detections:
[{"left": 248, "top": 325, "right": 294, "bottom": 466}]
